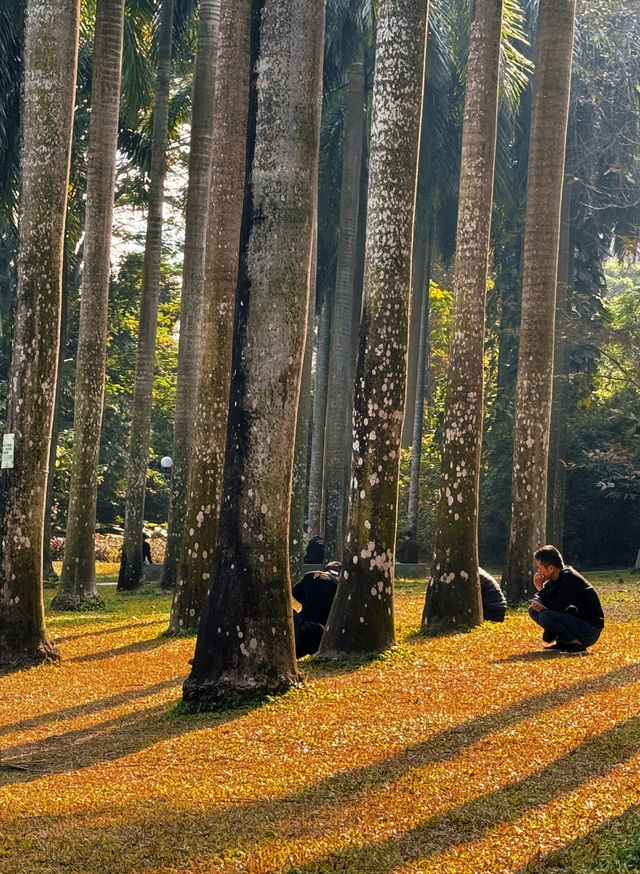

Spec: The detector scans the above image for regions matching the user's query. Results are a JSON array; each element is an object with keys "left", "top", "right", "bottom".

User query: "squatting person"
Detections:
[{"left": 528, "top": 544, "right": 604, "bottom": 653}]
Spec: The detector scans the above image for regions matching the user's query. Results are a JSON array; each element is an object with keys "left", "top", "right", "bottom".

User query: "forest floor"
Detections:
[{"left": 1, "top": 568, "right": 640, "bottom": 873}]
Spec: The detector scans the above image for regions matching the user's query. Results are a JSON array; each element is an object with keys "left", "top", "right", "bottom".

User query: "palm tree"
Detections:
[
  {"left": 423, "top": 0, "right": 504, "bottom": 632},
  {"left": 317, "top": 0, "right": 429, "bottom": 658},
  {"left": 52, "top": 0, "right": 126, "bottom": 611},
  {"left": 503, "top": 0, "right": 577, "bottom": 603},
  {"left": 0, "top": 0, "right": 80, "bottom": 665},
  {"left": 182, "top": 0, "right": 325, "bottom": 703},
  {"left": 322, "top": 61, "right": 365, "bottom": 563},
  {"left": 160, "top": 0, "right": 220, "bottom": 591},
  {"left": 118, "top": 0, "right": 174, "bottom": 591},
  {"left": 168, "top": 0, "right": 251, "bottom": 632}
]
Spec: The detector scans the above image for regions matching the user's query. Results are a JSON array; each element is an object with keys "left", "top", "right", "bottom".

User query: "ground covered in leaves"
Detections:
[{"left": 2, "top": 568, "right": 640, "bottom": 873}]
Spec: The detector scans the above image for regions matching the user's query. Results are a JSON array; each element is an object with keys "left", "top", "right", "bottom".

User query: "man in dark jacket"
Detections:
[
  {"left": 528, "top": 544, "right": 604, "bottom": 653},
  {"left": 292, "top": 562, "right": 340, "bottom": 657}
]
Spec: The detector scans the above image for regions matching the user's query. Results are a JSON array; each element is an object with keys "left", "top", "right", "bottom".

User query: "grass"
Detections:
[{"left": 1, "top": 568, "right": 640, "bottom": 873}]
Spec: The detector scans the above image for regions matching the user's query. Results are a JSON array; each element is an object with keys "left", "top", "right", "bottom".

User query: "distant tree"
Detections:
[
  {"left": 318, "top": 0, "right": 429, "bottom": 658},
  {"left": 0, "top": 0, "right": 80, "bottom": 665},
  {"left": 503, "top": 0, "right": 577, "bottom": 602},
  {"left": 423, "top": 0, "right": 504, "bottom": 632},
  {"left": 53, "top": 0, "right": 126, "bottom": 611},
  {"left": 323, "top": 61, "right": 365, "bottom": 563},
  {"left": 161, "top": 0, "right": 220, "bottom": 591},
  {"left": 118, "top": 0, "right": 174, "bottom": 591},
  {"left": 182, "top": 0, "right": 324, "bottom": 703},
  {"left": 169, "top": 0, "right": 251, "bottom": 633}
]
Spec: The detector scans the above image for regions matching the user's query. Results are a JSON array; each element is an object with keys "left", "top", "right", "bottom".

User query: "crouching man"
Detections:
[{"left": 529, "top": 545, "right": 604, "bottom": 654}]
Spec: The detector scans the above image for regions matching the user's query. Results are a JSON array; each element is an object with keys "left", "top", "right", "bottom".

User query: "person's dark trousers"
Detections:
[
  {"left": 528, "top": 607, "right": 601, "bottom": 647},
  {"left": 483, "top": 607, "right": 505, "bottom": 623},
  {"left": 293, "top": 612, "right": 324, "bottom": 657}
]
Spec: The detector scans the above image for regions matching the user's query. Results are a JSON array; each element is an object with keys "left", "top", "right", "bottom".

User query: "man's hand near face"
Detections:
[{"left": 533, "top": 570, "right": 547, "bottom": 591}]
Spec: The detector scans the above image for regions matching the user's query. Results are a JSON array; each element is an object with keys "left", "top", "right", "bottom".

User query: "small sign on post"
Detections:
[{"left": 2, "top": 433, "right": 15, "bottom": 469}]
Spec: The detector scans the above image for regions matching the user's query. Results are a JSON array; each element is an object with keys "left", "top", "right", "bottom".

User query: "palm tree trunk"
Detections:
[
  {"left": 118, "top": 0, "right": 174, "bottom": 591},
  {"left": 407, "top": 231, "right": 431, "bottom": 535},
  {"left": 183, "top": 0, "right": 325, "bottom": 704},
  {"left": 161, "top": 0, "right": 220, "bottom": 591},
  {"left": 503, "top": 0, "right": 576, "bottom": 603},
  {"left": 290, "top": 220, "right": 318, "bottom": 581},
  {"left": 423, "top": 0, "right": 503, "bottom": 632},
  {"left": 323, "top": 61, "right": 365, "bottom": 563},
  {"left": 168, "top": 0, "right": 252, "bottom": 633},
  {"left": 306, "top": 296, "right": 331, "bottom": 539},
  {"left": 318, "top": 0, "right": 428, "bottom": 658},
  {"left": 546, "top": 175, "right": 574, "bottom": 547},
  {"left": 43, "top": 257, "right": 72, "bottom": 586},
  {"left": 53, "top": 0, "right": 125, "bottom": 610},
  {"left": 402, "top": 227, "right": 428, "bottom": 447},
  {"left": 0, "top": 0, "right": 79, "bottom": 666}
]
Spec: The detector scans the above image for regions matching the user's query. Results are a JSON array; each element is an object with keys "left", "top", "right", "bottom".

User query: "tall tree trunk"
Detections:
[
  {"left": 423, "top": 0, "right": 503, "bottom": 632},
  {"left": 402, "top": 226, "right": 428, "bottom": 447},
  {"left": 290, "top": 221, "right": 318, "bottom": 582},
  {"left": 53, "top": 0, "right": 125, "bottom": 610},
  {"left": 118, "top": 0, "right": 174, "bottom": 591},
  {"left": 306, "top": 296, "right": 331, "bottom": 539},
  {"left": 168, "top": 0, "right": 251, "bottom": 633},
  {"left": 0, "top": 0, "right": 79, "bottom": 666},
  {"left": 323, "top": 62, "right": 365, "bottom": 564},
  {"left": 503, "top": 0, "right": 576, "bottom": 603},
  {"left": 546, "top": 175, "right": 574, "bottom": 548},
  {"left": 43, "top": 259, "right": 71, "bottom": 585},
  {"left": 182, "top": 0, "right": 324, "bottom": 704},
  {"left": 407, "top": 232, "right": 431, "bottom": 536},
  {"left": 161, "top": 0, "right": 220, "bottom": 591},
  {"left": 318, "top": 0, "right": 428, "bottom": 659}
]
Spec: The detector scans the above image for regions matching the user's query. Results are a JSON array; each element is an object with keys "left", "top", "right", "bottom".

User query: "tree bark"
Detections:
[
  {"left": 503, "top": 0, "right": 576, "bottom": 603},
  {"left": 318, "top": 0, "right": 428, "bottom": 658},
  {"left": 323, "top": 62, "right": 365, "bottom": 564},
  {"left": 290, "top": 221, "right": 318, "bottom": 582},
  {"left": 168, "top": 0, "right": 251, "bottom": 633},
  {"left": 53, "top": 0, "right": 125, "bottom": 610},
  {"left": 423, "top": 0, "right": 503, "bottom": 632},
  {"left": 546, "top": 175, "right": 574, "bottom": 548},
  {"left": 306, "top": 296, "right": 331, "bottom": 539},
  {"left": 407, "top": 232, "right": 431, "bottom": 535},
  {"left": 118, "top": 0, "right": 174, "bottom": 591},
  {"left": 402, "top": 226, "right": 428, "bottom": 447},
  {"left": 160, "top": 0, "right": 220, "bottom": 591},
  {"left": 182, "top": 0, "right": 324, "bottom": 703},
  {"left": 0, "top": 0, "right": 79, "bottom": 665}
]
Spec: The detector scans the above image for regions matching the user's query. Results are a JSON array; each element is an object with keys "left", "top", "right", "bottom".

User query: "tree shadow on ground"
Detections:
[
  {"left": 2, "top": 662, "right": 640, "bottom": 870},
  {"left": 511, "top": 803, "right": 640, "bottom": 873},
  {"left": 274, "top": 715, "right": 640, "bottom": 874},
  {"left": 62, "top": 633, "right": 170, "bottom": 664},
  {"left": 51, "top": 619, "right": 163, "bottom": 644},
  {"left": 0, "top": 677, "right": 182, "bottom": 738},
  {"left": 0, "top": 687, "right": 271, "bottom": 787}
]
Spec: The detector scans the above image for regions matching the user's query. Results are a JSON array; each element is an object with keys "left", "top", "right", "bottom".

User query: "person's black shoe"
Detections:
[
  {"left": 547, "top": 641, "right": 587, "bottom": 654},
  {"left": 542, "top": 629, "right": 555, "bottom": 644}
]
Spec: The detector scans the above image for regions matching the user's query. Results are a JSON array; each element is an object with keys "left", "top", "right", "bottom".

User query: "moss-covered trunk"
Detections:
[
  {"left": 161, "top": 0, "right": 220, "bottom": 591},
  {"left": 168, "top": 0, "right": 251, "bottom": 633},
  {"left": 182, "top": 0, "right": 324, "bottom": 703},
  {"left": 503, "top": 0, "right": 576, "bottom": 603},
  {"left": 0, "top": 0, "right": 79, "bottom": 665},
  {"left": 118, "top": 0, "right": 174, "bottom": 591},
  {"left": 317, "top": 0, "right": 428, "bottom": 659},
  {"left": 423, "top": 0, "right": 503, "bottom": 632},
  {"left": 53, "top": 0, "right": 125, "bottom": 611}
]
